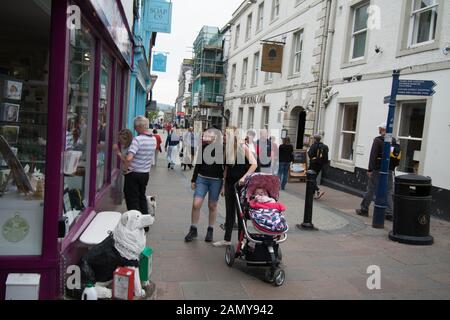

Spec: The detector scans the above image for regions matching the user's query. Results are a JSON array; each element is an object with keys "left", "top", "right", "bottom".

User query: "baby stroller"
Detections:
[{"left": 225, "top": 173, "right": 288, "bottom": 286}]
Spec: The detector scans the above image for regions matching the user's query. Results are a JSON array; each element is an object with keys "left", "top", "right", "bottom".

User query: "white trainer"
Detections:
[{"left": 212, "top": 240, "right": 232, "bottom": 247}]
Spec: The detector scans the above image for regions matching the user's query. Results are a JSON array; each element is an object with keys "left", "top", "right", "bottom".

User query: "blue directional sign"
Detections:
[{"left": 397, "top": 80, "right": 436, "bottom": 96}]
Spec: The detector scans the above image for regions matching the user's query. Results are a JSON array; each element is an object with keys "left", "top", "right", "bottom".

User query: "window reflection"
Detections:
[{"left": 96, "top": 52, "right": 111, "bottom": 191}]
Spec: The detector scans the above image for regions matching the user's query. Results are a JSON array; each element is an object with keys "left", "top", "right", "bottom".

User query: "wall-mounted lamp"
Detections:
[
  {"left": 443, "top": 44, "right": 450, "bottom": 55},
  {"left": 375, "top": 45, "right": 383, "bottom": 54},
  {"left": 279, "top": 101, "right": 288, "bottom": 112}
]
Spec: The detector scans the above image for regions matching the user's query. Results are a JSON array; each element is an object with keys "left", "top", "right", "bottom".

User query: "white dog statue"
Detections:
[{"left": 81, "top": 210, "right": 154, "bottom": 299}]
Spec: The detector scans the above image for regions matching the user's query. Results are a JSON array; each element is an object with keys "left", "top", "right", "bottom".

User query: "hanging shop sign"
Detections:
[
  {"left": 145, "top": 0, "right": 173, "bottom": 34},
  {"left": 90, "top": 0, "right": 133, "bottom": 66},
  {"left": 241, "top": 94, "right": 266, "bottom": 105},
  {"left": 261, "top": 43, "right": 284, "bottom": 73},
  {"left": 152, "top": 53, "right": 167, "bottom": 72}
]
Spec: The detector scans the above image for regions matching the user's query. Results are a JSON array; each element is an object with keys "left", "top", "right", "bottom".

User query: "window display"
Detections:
[
  {"left": 0, "top": 0, "right": 51, "bottom": 255},
  {"left": 64, "top": 24, "right": 94, "bottom": 211},
  {"left": 96, "top": 52, "right": 111, "bottom": 191}
]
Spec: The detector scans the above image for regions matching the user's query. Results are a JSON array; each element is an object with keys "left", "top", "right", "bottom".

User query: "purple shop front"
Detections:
[{"left": 0, "top": 0, "right": 133, "bottom": 299}]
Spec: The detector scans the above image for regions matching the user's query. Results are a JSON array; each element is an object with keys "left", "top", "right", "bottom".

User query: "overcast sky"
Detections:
[{"left": 151, "top": 0, "right": 244, "bottom": 106}]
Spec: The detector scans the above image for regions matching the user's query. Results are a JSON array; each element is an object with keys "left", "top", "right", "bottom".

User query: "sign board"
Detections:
[
  {"left": 152, "top": 53, "right": 167, "bottom": 72},
  {"left": 261, "top": 43, "right": 284, "bottom": 73},
  {"left": 398, "top": 80, "right": 436, "bottom": 97},
  {"left": 241, "top": 94, "right": 266, "bottom": 105},
  {"left": 145, "top": 0, "right": 173, "bottom": 34}
]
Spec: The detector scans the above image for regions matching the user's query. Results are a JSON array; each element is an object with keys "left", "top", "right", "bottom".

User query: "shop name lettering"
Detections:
[
  {"left": 241, "top": 95, "right": 266, "bottom": 105},
  {"left": 150, "top": 7, "right": 168, "bottom": 22}
]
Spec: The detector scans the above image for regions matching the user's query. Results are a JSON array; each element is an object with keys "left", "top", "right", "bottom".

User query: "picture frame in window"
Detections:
[
  {"left": 1, "top": 126, "right": 19, "bottom": 144},
  {"left": 1, "top": 103, "right": 20, "bottom": 122},
  {"left": 4, "top": 80, "right": 23, "bottom": 101},
  {"left": 63, "top": 188, "right": 72, "bottom": 213}
]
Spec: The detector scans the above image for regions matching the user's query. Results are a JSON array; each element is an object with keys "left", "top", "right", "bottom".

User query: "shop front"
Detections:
[{"left": 0, "top": 0, "right": 133, "bottom": 299}]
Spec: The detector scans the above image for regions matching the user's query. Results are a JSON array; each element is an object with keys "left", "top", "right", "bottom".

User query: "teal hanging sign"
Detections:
[
  {"left": 152, "top": 53, "right": 167, "bottom": 72},
  {"left": 145, "top": 0, "right": 173, "bottom": 34}
]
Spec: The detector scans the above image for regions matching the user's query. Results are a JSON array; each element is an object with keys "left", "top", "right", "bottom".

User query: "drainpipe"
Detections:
[{"left": 314, "top": 0, "right": 336, "bottom": 135}]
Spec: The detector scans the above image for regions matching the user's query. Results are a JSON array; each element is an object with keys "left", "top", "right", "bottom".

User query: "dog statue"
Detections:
[{"left": 79, "top": 210, "right": 155, "bottom": 299}]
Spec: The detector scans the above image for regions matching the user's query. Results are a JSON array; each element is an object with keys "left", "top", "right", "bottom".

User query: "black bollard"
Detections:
[{"left": 297, "top": 170, "right": 318, "bottom": 231}]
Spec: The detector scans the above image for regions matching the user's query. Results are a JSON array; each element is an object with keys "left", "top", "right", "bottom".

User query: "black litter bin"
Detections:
[{"left": 389, "top": 174, "right": 433, "bottom": 245}]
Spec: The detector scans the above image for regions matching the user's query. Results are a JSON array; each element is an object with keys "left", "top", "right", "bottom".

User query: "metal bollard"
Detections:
[{"left": 297, "top": 170, "right": 318, "bottom": 231}]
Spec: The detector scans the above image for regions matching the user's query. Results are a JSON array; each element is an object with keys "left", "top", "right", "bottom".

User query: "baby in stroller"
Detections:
[
  {"left": 225, "top": 173, "right": 288, "bottom": 286},
  {"left": 248, "top": 187, "right": 288, "bottom": 234}
]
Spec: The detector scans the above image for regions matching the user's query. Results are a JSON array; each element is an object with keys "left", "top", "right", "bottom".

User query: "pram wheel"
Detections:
[
  {"left": 264, "top": 268, "right": 285, "bottom": 286},
  {"left": 225, "top": 245, "right": 235, "bottom": 267},
  {"left": 273, "top": 269, "right": 285, "bottom": 286}
]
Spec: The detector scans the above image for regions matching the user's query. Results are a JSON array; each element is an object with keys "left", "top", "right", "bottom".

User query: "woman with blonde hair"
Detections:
[
  {"left": 113, "top": 128, "right": 133, "bottom": 174},
  {"left": 213, "top": 126, "right": 258, "bottom": 247}
]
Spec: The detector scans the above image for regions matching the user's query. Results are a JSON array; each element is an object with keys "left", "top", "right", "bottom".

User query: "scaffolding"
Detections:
[{"left": 191, "top": 26, "right": 225, "bottom": 128}]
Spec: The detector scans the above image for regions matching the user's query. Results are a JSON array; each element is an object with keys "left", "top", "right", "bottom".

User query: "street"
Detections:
[{"left": 133, "top": 146, "right": 450, "bottom": 300}]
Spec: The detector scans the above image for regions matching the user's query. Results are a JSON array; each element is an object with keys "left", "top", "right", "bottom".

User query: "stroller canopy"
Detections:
[{"left": 242, "top": 173, "right": 280, "bottom": 203}]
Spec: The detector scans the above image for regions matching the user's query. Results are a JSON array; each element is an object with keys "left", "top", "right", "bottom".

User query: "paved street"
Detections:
[{"left": 126, "top": 148, "right": 450, "bottom": 300}]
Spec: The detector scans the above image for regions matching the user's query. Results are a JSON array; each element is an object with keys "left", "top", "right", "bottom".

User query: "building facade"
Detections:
[
  {"left": 319, "top": 0, "right": 450, "bottom": 220},
  {"left": 127, "top": 0, "right": 158, "bottom": 131},
  {"left": 175, "top": 59, "right": 193, "bottom": 127},
  {"left": 191, "top": 26, "right": 226, "bottom": 129},
  {"left": 224, "top": 0, "right": 331, "bottom": 148},
  {"left": 0, "top": 0, "right": 142, "bottom": 299}
]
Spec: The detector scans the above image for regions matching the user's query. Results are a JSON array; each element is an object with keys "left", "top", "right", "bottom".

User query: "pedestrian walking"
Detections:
[
  {"left": 121, "top": 116, "right": 156, "bottom": 232},
  {"left": 184, "top": 128, "right": 224, "bottom": 243},
  {"left": 356, "top": 123, "right": 398, "bottom": 221},
  {"left": 307, "top": 134, "right": 329, "bottom": 199},
  {"left": 270, "top": 135, "right": 279, "bottom": 175},
  {"left": 213, "top": 127, "right": 258, "bottom": 247},
  {"left": 256, "top": 129, "right": 272, "bottom": 173},
  {"left": 278, "top": 137, "right": 294, "bottom": 190},
  {"left": 165, "top": 125, "right": 180, "bottom": 169},
  {"left": 152, "top": 129, "right": 162, "bottom": 166},
  {"left": 181, "top": 126, "right": 198, "bottom": 170}
]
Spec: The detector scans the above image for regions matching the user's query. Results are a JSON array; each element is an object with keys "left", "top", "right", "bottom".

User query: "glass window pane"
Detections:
[
  {"left": 398, "top": 139, "right": 422, "bottom": 173},
  {"left": 399, "top": 103, "right": 425, "bottom": 138},
  {"left": 354, "top": 4, "right": 369, "bottom": 32},
  {"left": 112, "top": 66, "right": 122, "bottom": 171},
  {"left": 64, "top": 24, "right": 93, "bottom": 211},
  {"left": 97, "top": 53, "right": 111, "bottom": 191},
  {"left": 0, "top": 0, "right": 52, "bottom": 255},
  {"left": 352, "top": 31, "right": 367, "bottom": 59},
  {"left": 414, "top": 10, "right": 432, "bottom": 43},
  {"left": 341, "top": 133, "right": 355, "bottom": 161},
  {"left": 342, "top": 104, "right": 358, "bottom": 131},
  {"left": 414, "top": 0, "right": 434, "bottom": 10}
]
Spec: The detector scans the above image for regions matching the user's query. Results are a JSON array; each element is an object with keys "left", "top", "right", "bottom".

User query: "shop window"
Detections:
[
  {"left": 0, "top": 0, "right": 52, "bottom": 255},
  {"left": 112, "top": 66, "right": 123, "bottom": 171},
  {"left": 396, "top": 102, "right": 426, "bottom": 173},
  {"left": 96, "top": 52, "right": 112, "bottom": 191},
  {"left": 64, "top": 24, "right": 94, "bottom": 214},
  {"left": 339, "top": 103, "right": 358, "bottom": 162}
]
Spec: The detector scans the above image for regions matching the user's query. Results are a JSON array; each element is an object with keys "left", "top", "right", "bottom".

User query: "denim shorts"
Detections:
[{"left": 194, "top": 176, "right": 223, "bottom": 203}]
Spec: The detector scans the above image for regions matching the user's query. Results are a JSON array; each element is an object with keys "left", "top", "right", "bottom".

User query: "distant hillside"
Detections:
[{"left": 157, "top": 103, "right": 174, "bottom": 111}]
